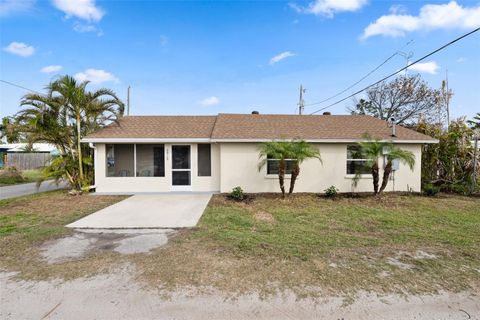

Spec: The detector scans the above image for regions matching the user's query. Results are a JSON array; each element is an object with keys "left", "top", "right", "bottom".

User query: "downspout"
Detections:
[{"left": 88, "top": 143, "right": 96, "bottom": 190}]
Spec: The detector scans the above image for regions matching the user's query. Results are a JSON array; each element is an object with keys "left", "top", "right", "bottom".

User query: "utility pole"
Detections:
[
  {"left": 298, "top": 85, "right": 306, "bottom": 115},
  {"left": 472, "top": 136, "right": 478, "bottom": 194},
  {"left": 397, "top": 51, "right": 413, "bottom": 76},
  {"left": 127, "top": 85, "right": 131, "bottom": 116}
]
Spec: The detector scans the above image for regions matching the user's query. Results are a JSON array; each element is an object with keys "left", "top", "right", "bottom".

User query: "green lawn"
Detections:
[{"left": 0, "top": 191, "right": 479, "bottom": 297}]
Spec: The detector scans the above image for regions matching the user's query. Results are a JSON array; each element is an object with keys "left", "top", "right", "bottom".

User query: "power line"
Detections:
[
  {"left": 0, "top": 79, "right": 42, "bottom": 95},
  {"left": 310, "top": 27, "right": 480, "bottom": 115},
  {"left": 305, "top": 40, "right": 413, "bottom": 107}
]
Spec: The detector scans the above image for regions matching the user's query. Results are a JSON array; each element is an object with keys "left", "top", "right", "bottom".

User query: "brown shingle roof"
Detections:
[
  {"left": 85, "top": 116, "right": 217, "bottom": 139},
  {"left": 211, "top": 114, "right": 435, "bottom": 141},
  {"left": 83, "top": 113, "right": 436, "bottom": 142}
]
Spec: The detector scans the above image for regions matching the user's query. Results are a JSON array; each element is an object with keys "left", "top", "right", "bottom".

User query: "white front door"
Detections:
[{"left": 171, "top": 145, "right": 192, "bottom": 191}]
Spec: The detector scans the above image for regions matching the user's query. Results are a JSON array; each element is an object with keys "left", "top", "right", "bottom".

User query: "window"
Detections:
[
  {"left": 266, "top": 155, "right": 296, "bottom": 175},
  {"left": 346, "top": 145, "right": 370, "bottom": 175},
  {"left": 106, "top": 144, "right": 134, "bottom": 177},
  {"left": 136, "top": 144, "right": 165, "bottom": 177},
  {"left": 197, "top": 144, "right": 211, "bottom": 176}
]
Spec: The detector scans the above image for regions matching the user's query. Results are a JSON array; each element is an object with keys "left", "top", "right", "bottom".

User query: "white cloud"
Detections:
[
  {"left": 291, "top": 0, "right": 367, "bottom": 17},
  {"left": 409, "top": 61, "right": 440, "bottom": 75},
  {"left": 200, "top": 96, "right": 220, "bottom": 106},
  {"left": 389, "top": 4, "right": 407, "bottom": 15},
  {"left": 73, "top": 22, "right": 103, "bottom": 36},
  {"left": 457, "top": 57, "right": 466, "bottom": 63},
  {"left": 52, "top": 0, "right": 104, "bottom": 22},
  {"left": 269, "top": 51, "right": 296, "bottom": 65},
  {"left": 0, "top": 0, "right": 35, "bottom": 16},
  {"left": 362, "top": 1, "right": 480, "bottom": 39},
  {"left": 3, "top": 42, "right": 35, "bottom": 57},
  {"left": 74, "top": 69, "right": 119, "bottom": 84},
  {"left": 40, "top": 65, "right": 63, "bottom": 73}
]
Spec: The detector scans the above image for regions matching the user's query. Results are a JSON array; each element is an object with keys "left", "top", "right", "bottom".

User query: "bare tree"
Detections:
[{"left": 349, "top": 75, "right": 444, "bottom": 125}]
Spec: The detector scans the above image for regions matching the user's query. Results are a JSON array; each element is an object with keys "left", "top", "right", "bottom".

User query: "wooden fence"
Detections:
[{"left": 5, "top": 153, "right": 51, "bottom": 170}]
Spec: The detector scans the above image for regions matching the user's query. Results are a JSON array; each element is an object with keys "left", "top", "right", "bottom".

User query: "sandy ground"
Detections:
[
  {"left": 40, "top": 229, "right": 175, "bottom": 263},
  {"left": 1, "top": 268, "right": 478, "bottom": 320}
]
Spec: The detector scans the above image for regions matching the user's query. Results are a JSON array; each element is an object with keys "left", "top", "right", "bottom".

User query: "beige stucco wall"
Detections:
[
  {"left": 94, "top": 143, "right": 220, "bottom": 193},
  {"left": 219, "top": 143, "right": 422, "bottom": 193},
  {"left": 93, "top": 142, "right": 422, "bottom": 194}
]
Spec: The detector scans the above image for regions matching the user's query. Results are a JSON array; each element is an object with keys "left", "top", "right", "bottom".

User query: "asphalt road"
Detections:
[{"left": 0, "top": 180, "right": 68, "bottom": 200}]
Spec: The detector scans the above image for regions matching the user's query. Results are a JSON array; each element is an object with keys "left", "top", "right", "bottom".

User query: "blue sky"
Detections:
[{"left": 1, "top": 0, "right": 479, "bottom": 120}]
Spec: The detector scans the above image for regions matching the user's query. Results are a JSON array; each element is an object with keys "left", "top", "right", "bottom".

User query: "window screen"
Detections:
[
  {"left": 197, "top": 144, "right": 211, "bottom": 176},
  {"left": 106, "top": 144, "right": 134, "bottom": 177},
  {"left": 136, "top": 144, "right": 165, "bottom": 177}
]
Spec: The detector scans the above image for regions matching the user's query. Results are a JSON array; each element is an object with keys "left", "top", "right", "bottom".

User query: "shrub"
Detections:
[
  {"left": 0, "top": 167, "right": 25, "bottom": 185},
  {"left": 229, "top": 186, "right": 245, "bottom": 201},
  {"left": 423, "top": 183, "right": 440, "bottom": 196},
  {"left": 324, "top": 185, "right": 339, "bottom": 198}
]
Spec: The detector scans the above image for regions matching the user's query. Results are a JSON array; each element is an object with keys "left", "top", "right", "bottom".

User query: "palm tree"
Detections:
[
  {"left": 358, "top": 137, "right": 385, "bottom": 195},
  {"left": 15, "top": 75, "right": 124, "bottom": 190},
  {"left": 258, "top": 141, "right": 291, "bottom": 198},
  {"left": 379, "top": 147, "right": 415, "bottom": 193},
  {"left": 358, "top": 135, "right": 415, "bottom": 195},
  {"left": 288, "top": 139, "right": 321, "bottom": 194}
]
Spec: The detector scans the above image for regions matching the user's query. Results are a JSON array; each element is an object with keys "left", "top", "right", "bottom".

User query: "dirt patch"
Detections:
[
  {"left": 254, "top": 211, "right": 275, "bottom": 223},
  {"left": 40, "top": 229, "right": 176, "bottom": 263},
  {"left": 2, "top": 270, "right": 479, "bottom": 320}
]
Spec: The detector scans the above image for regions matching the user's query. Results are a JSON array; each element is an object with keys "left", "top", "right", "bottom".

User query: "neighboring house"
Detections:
[{"left": 82, "top": 113, "right": 437, "bottom": 194}]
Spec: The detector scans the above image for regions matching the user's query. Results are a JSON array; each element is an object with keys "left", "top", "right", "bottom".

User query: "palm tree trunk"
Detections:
[
  {"left": 379, "top": 161, "right": 392, "bottom": 194},
  {"left": 378, "top": 160, "right": 392, "bottom": 193},
  {"left": 76, "top": 114, "right": 84, "bottom": 186},
  {"left": 289, "top": 162, "right": 300, "bottom": 195},
  {"left": 372, "top": 161, "right": 379, "bottom": 195},
  {"left": 278, "top": 159, "right": 286, "bottom": 198}
]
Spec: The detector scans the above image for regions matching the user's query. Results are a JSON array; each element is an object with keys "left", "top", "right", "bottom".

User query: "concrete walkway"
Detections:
[
  {"left": 67, "top": 193, "right": 213, "bottom": 229},
  {"left": 0, "top": 180, "right": 68, "bottom": 200}
]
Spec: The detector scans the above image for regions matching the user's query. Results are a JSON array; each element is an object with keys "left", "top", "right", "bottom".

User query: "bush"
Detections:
[
  {"left": 0, "top": 167, "right": 25, "bottom": 185},
  {"left": 423, "top": 183, "right": 440, "bottom": 196},
  {"left": 324, "top": 185, "right": 339, "bottom": 198},
  {"left": 229, "top": 186, "right": 245, "bottom": 201}
]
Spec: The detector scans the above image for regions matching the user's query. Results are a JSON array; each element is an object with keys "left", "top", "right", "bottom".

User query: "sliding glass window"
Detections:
[
  {"left": 106, "top": 144, "right": 134, "bottom": 177},
  {"left": 136, "top": 144, "right": 165, "bottom": 177}
]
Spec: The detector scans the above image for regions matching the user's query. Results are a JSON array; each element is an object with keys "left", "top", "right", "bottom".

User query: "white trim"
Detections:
[
  {"left": 82, "top": 137, "right": 438, "bottom": 144},
  {"left": 82, "top": 138, "right": 211, "bottom": 143},
  {"left": 211, "top": 138, "right": 439, "bottom": 144}
]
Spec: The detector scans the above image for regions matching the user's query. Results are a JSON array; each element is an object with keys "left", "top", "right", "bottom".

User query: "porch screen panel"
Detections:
[
  {"left": 106, "top": 144, "right": 134, "bottom": 177},
  {"left": 136, "top": 144, "right": 165, "bottom": 177},
  {"left": 197, "top": 144, "right": 211, "bottom": 176}
]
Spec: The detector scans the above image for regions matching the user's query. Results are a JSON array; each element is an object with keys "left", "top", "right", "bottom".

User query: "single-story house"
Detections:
[{"left": 82, "top": 113, "right": 437, "bottom": 194}]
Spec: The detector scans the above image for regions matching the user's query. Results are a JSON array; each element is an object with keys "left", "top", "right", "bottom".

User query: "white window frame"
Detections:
[
  {"left": 265, "top": 158, "right": 296, "bottom": 178},
  {"left": 346, "top": 145, "right": 370, "bottom": 177}
]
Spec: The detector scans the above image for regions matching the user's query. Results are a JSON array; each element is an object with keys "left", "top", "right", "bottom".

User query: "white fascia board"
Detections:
[
  {"left": 81, "top": 138, "right": 212, "bottom": 143},
  {"left": 82, "top": 137, "right": 438, "bottom": 144},
  {"left": 210, "top": 138, "right": 439, "bottom": 144}
]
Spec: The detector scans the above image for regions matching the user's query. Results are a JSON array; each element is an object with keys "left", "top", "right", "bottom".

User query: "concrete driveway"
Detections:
[{"left": 67, "top": 193, "right": 212, "bottom": 229}]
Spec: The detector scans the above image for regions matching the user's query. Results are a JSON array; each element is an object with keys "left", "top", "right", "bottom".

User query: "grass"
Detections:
[
  {"left": 0, "top": 191, "right": 127, "bottom": 278},
  {"left": 136, "top": 193, "right": 480, "bottom": 297},
  {"left": 0, "top": 169, "right": 44, "bottom": 186},
  {"left": 0, "top": 191, "right": 479, "bottom": 298}
]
